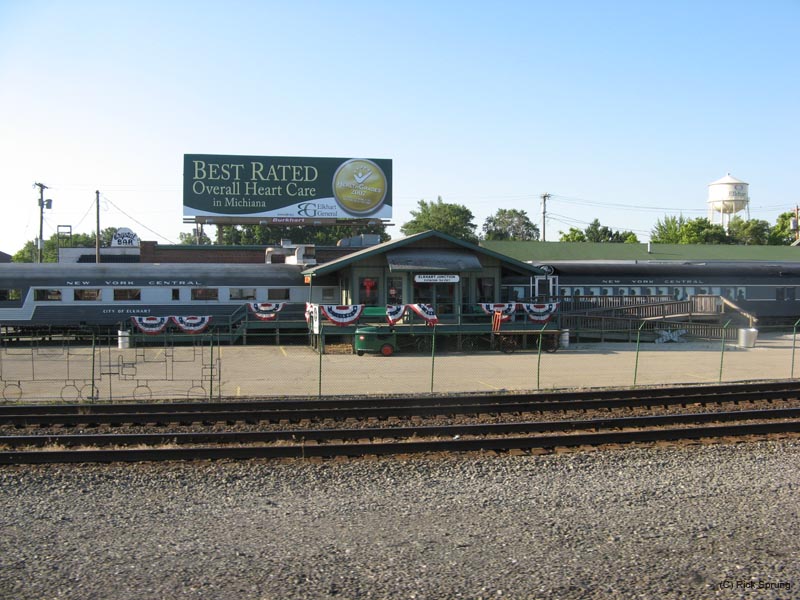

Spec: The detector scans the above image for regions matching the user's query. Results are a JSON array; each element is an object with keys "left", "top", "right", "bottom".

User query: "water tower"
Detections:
[{"left": 707, "top": 173, "right": 749, "bottom": 228}]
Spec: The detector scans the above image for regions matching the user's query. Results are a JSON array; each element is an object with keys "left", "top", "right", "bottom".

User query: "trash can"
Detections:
[
  {"left": 737, "top": 328, "right": 758, "bottom": 348},
  {"left": 559, "top": 329, "right": 570, "bottom": 350},
  {"left": 355, "top": 326, "right": 397, "bottom": 356},
  {"left": 117, "top": 330, "right": 130, "bottom": 349}
]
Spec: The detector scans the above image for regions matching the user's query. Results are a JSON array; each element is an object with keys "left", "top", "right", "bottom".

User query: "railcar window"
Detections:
[
  {"left": 114, "top": 289, "right": 141, "bottom": 301},
  {"left": 172, "top": 288, "right": 180, "bottom": 301},
  {"left": 34, "top": 289, "right": 62, "bottom": 301},
  {"left": 268, "top": 288, "right": 290, "bottom": 301},
  {"left": 0, "top": 289, "right": 21, "bottom": 301},
  {"left": 74, "top": 289, "right": 102, "bottom": 301},
  {"left": 230, "top": 288, "right": 257, "bottom": 300},
  {"left": 191, "top": 288, "right": 219, "bottom": 301}
]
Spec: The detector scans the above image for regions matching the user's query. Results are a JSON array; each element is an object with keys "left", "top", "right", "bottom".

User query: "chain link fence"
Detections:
[{"left": 2, "top": 325, "right": 800, "bottom": 403}]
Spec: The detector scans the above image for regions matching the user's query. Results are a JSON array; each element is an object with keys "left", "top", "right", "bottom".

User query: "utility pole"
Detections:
[
  {"left": 540, "top": 193, "right": 550, "bottom": 242},
  {"left": 96, "top": 190, "right": 101, "bottom": 264},
  {"left": 34, "top": 182, "right": 51, "bottom": 263}
]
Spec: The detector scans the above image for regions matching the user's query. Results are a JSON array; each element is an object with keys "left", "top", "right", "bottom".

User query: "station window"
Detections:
[
  {"left": 230, "top": 288, "right": 257, "bottom": 300},
  {"left": 321, "top": 287, "right": 336, "bottom": 303},
  {"left": 0, "top": 289, "right": 22, "bottom": 301},
  {"left": 191, "top": 288, "right": 219, "bottom": 301},
  {"left": 114, "top": 289, "right": 141, "bottom": 301},
  {"left": 476, "top": 278, "right": 495, "bottom": 303},
  {"left": 34, "top": 289, "right": 62, "bottom": 301},
  {"left": 267, "top": 288, "right": 290, "bottom": 301},
  {"left": 387, "top": 277, "right": 403, "bottom": 304}
]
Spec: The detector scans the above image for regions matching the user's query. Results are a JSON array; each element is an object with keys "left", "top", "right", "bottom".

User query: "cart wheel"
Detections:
[
  {"left": 380, "top": 344, "right": 394, "bottom": 357},
  {"left": 500, "top": 336, "right": 518, "bottom": 353},
  {"left": 357, "top": 350, "right": 365, "bottom": 356},
  {"left": 415, "top": 337, "right": 432, "bottom": 353},
  {"left": 461, "top": 336, "right": 478, "bottom": 352},
  {"left": 545, "top": 337, "right": 559, "bottom": 353}
]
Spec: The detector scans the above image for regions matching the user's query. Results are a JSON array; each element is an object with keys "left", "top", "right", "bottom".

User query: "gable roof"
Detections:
[{"left": 303, "top": 230, "right": 545, "bottom": 277}]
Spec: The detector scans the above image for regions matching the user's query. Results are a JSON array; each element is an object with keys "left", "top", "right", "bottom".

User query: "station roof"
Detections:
[
  {"left": 480, "top": 241, "right": 800, "bottom": 264},
  {"left": 303, "top": 230, "right": 545, "bottom": 278}
]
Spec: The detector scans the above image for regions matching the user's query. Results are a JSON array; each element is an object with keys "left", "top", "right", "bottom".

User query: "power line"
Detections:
[{"left": 101, "top": 194, "right": 177, "bottom": 244}]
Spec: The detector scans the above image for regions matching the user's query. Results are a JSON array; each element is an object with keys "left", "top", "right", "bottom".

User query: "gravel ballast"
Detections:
[{"left": 1, "top": 442, "right": 799, "bottom": 599}]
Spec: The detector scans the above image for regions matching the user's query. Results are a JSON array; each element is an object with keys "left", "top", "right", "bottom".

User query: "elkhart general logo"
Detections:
[{"left": 332, "top": 159, "right": 388, "bottom": 215}]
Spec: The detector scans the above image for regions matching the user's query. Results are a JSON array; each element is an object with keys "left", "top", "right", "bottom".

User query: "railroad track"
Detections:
[{"left": 2, "top": 381, "right": 800, "bottom": 464}]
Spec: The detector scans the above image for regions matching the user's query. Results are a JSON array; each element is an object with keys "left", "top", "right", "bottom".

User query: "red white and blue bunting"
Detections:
[
  {"left": 248, "top": 302, "right": 285, "bottom": 321},
  {"left": 479, "top": 302, "right": 516, "bottom": 321},
  {"left": 130, "top": 316, "right": 170, "bottom": 334},
  {"left": 408, "top": 303, "right": 439, "bottom": 326},
  {"left": 519, "top": 302, "right": 560, "bottom": 323},
  {"left": 319, "top": 304, "right": 365, "bottom": 326},
  {"left": 171, "top": 315, "right": 213, "bottom": 333},
  {"left": 386, "top": 304, "right": 407, "bottom": 326},
  {"left": 130, "top": 315, "right": 213, "bottom": 334}
]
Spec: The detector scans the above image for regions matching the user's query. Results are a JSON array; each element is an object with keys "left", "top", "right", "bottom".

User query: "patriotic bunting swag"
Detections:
[
  {"left": 386, "top": 304, "right": 407, "bottom": 326},
  {"left": 130, "top": 316, "right": 170, "bottom": 334},
  {"left": 479, "top": 303, "right": 516, "bottom": 321},
  {"left": 171, "top": 316, "right": 213, "bottom": 333},
  {"left": 408, "top": 303, "right": 439, "bottom": 326},
  {"left": 319, "top": 304, "right": 365, "bottom": 326},
  {"left": 520, "top": 302, "right": 560, "bottom": 323},
  {"left": 248, "top": 302, "right": 285, "bottom": 321}
]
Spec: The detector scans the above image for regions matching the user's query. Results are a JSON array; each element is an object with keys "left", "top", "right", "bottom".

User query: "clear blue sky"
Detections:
[{"left": 1, "top": 0, "right": 797, "bottom": 255}]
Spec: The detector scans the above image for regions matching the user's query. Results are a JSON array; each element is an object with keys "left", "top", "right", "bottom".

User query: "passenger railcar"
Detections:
[
  {"left": 535, "top": 261, "right": 800, "bottom": 322},
  {"left": 0, "top": 263, "right": 334, "bottom": 332}
]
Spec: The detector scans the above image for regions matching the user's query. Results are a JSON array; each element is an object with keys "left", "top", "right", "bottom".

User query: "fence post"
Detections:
[
  {"left": 91, "top": 332, "right": 97, "bottom": 401},
  {"left": 318, "top": 322, "right": 324, "bottom": 398},
  {"left": 430, "top": 325, "right": 437, "bottom": 393},
  {"left": 633, "top": 321, "right": 645, "bottom": 387},
  {"left": 718, "top": 320, "right": 731, "bottom": 383},
  {"left": 209, "top": 334, "right": 214, "bottom": 401},
  {"left": 536, "top": 324, "right": 547, "bottom": 390},
  {"left": 792, "top": 318, "right": 800, "bottom": 378}
]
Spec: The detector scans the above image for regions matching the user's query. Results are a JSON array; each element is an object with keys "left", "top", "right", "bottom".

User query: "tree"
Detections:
[
  {"left": 400, "top": 197, "right": 478, "bottom": 242},
  {"left": 650, "top": 215, "right": 688, "bottom": 244},
  {"left": 558, "top": 227, "right": 587, "bottom": 242},
  {"left": 220, "top": 222, "right": 390, "bottom": 246},
  {"left": 11, "top": 230, "right": 110, "bottom": 262},
  {"left": 558, "top": 219, "right": 638, "bottom": 243},
  {"left": 769, "top": 212, "right": 797, "bottom": 245},
  {"left": 482, "top": 209, "right": 539, "bottom": 241},
  {"left": 727, "top": 216, "right": 770, "bottom": 245},
  {"left": 179, "top": 230, "right": 212, "bottom": 245},
  {"left": 675, "top": 218, "right": 728, "bottom": 244}
]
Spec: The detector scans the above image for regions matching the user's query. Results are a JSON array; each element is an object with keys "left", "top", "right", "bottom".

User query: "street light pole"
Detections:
[{"left": 34, "top": 182, "right": 50, "bottom": 263}]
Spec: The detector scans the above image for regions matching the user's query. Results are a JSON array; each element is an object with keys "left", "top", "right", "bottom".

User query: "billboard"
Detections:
[{"left": 183, "top": 154, "right": 392, "bottom": 222}]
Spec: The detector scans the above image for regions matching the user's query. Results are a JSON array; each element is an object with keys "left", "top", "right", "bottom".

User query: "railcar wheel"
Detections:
[{"left": 380, "top": 344, "right": 394, "bottom": 357}]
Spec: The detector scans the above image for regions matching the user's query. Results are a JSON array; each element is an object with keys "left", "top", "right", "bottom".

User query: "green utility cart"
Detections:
[{"left": 354, "top": 326, "right": 398, "bottom": 356}]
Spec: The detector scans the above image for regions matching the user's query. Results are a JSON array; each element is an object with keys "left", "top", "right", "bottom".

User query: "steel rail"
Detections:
[
  {"left": 2, "top": 420, "right": 800, "bottom": 464},
  {"left": 3, "top": 407, "right": 800, "bottom": 449},
  {"left": 2, "top": 380, "right": 799, "bottom": 416},
  {"left": 2, "top": 387, "right": 799, "bottom": 427}
]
